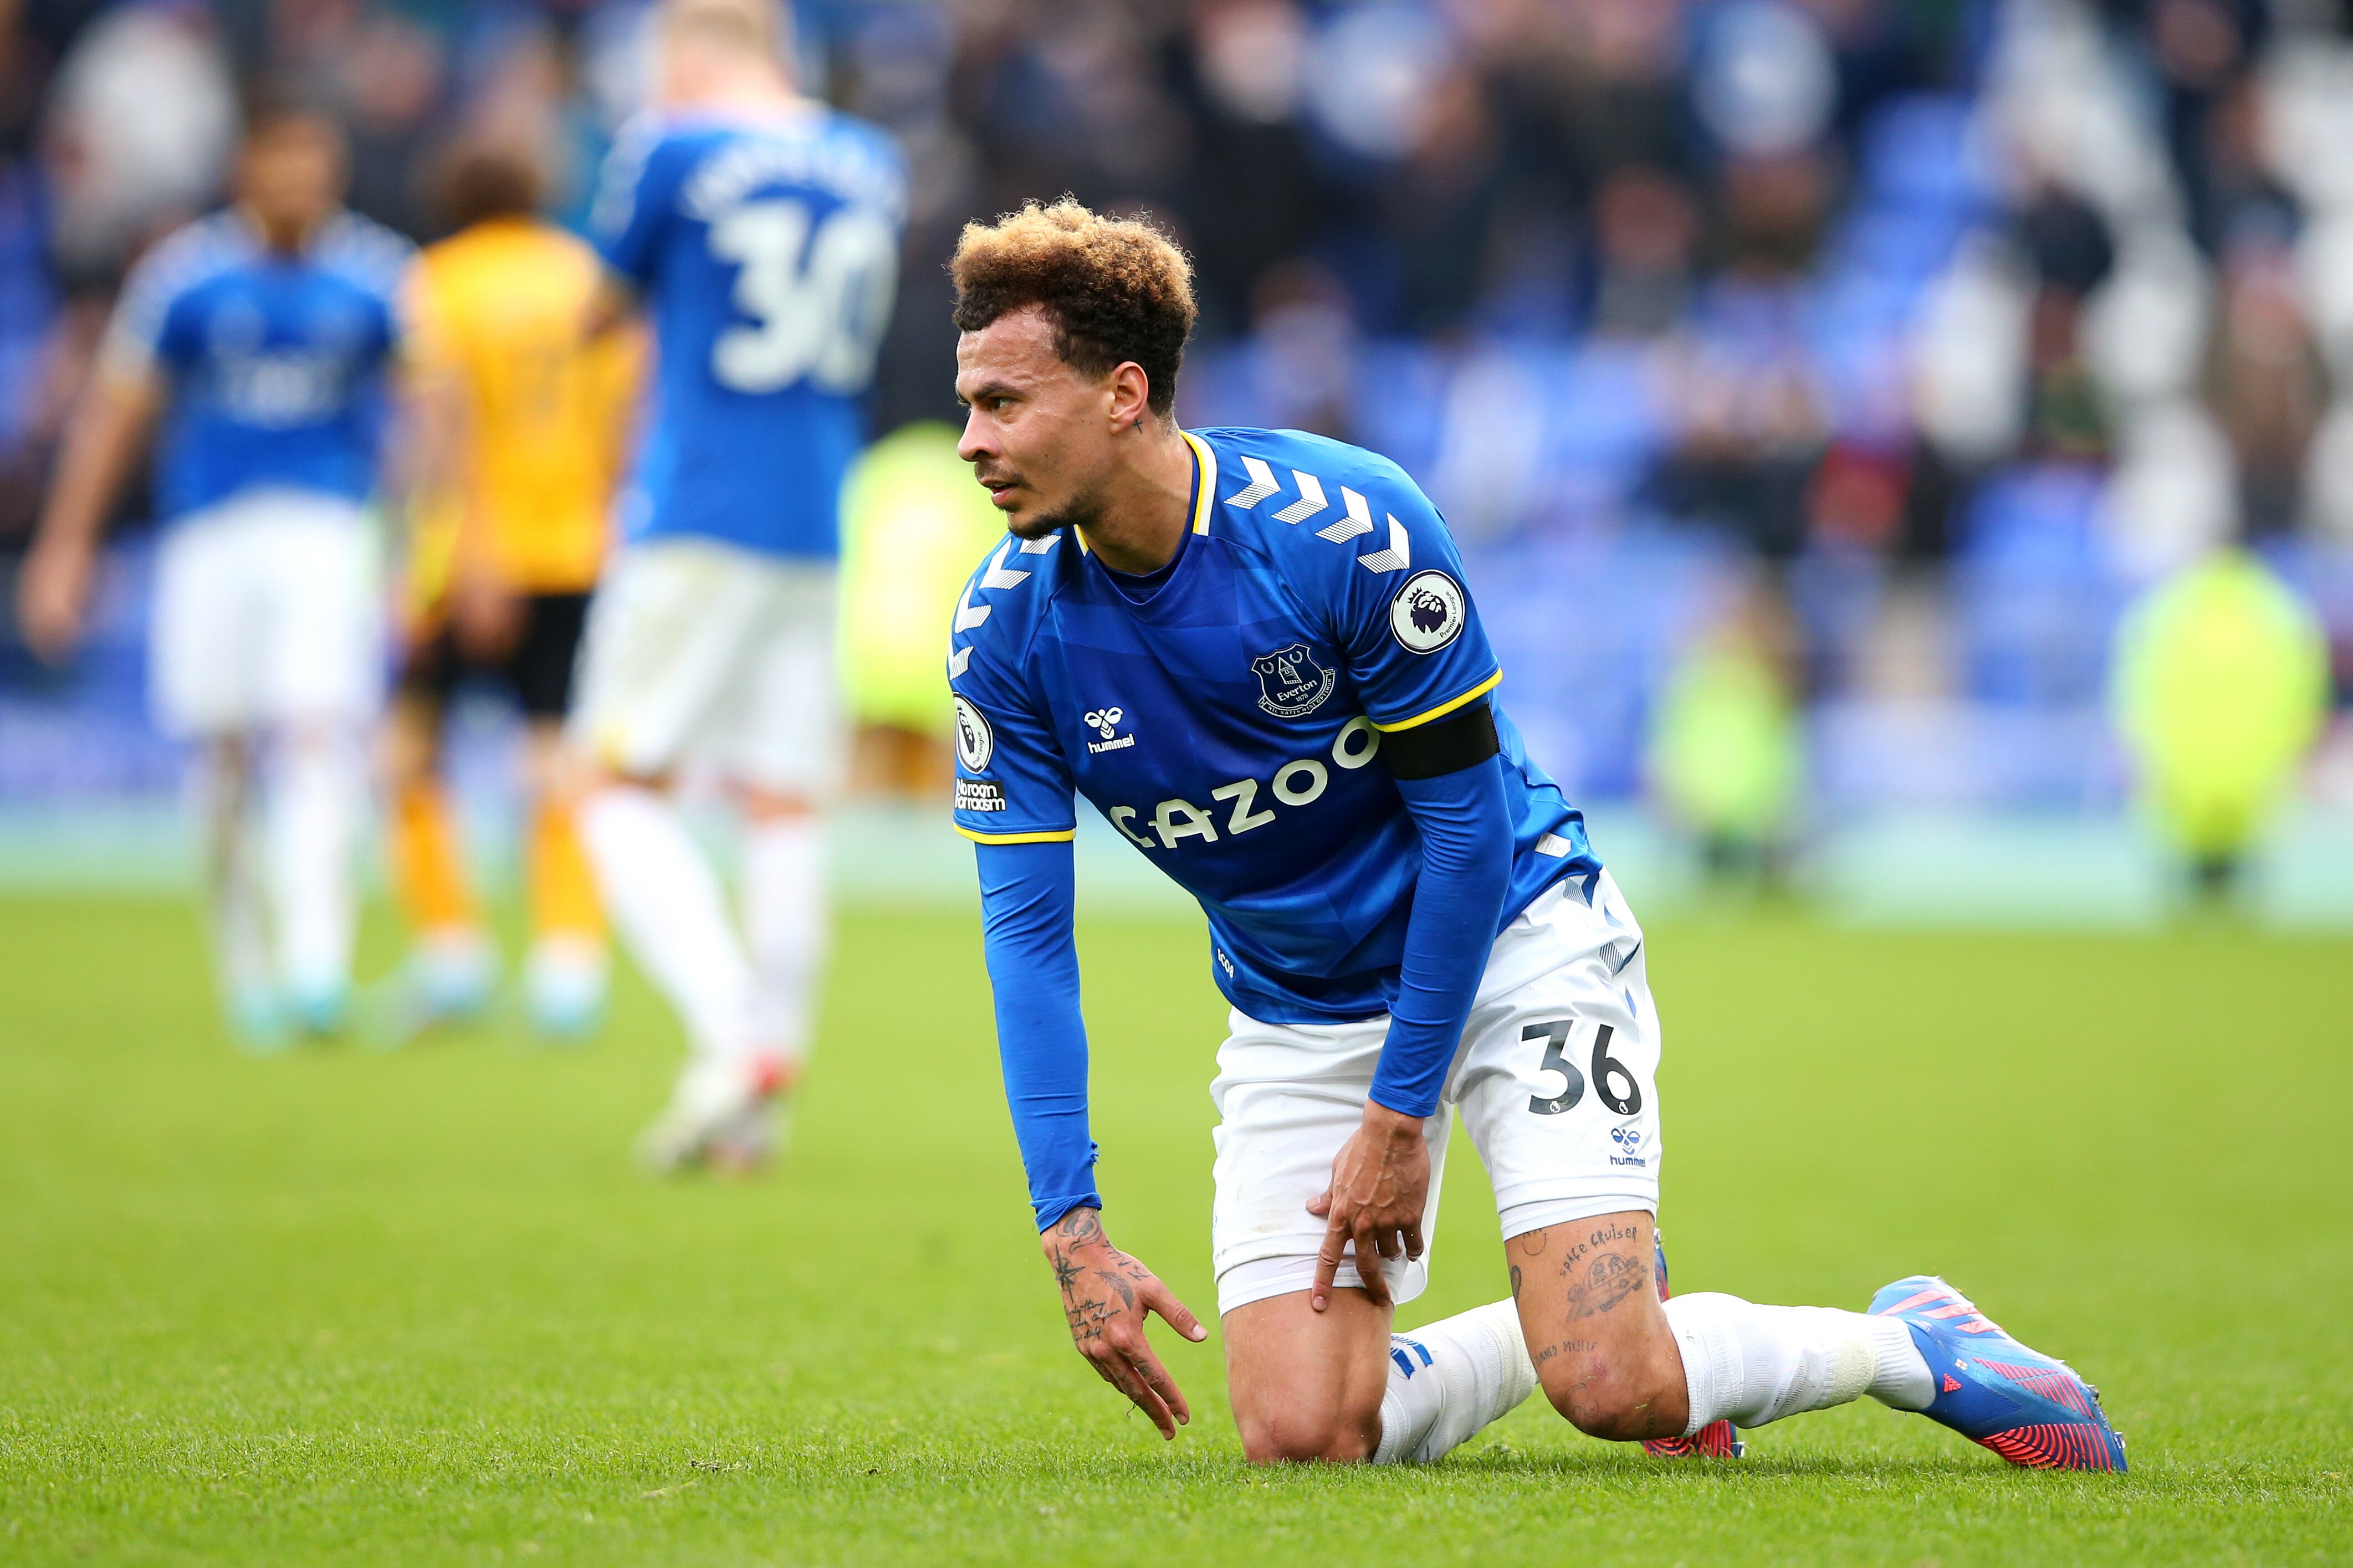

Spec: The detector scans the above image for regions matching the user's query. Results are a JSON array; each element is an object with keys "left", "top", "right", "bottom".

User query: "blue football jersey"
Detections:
[
  {"left": 101, "top": 209, "right": 411, "bottom": 519},
  {"left": 590, "top": 106, "right": 906, "bottom": 560},
  {"left": 947, "top": 427, "right": 1602, "bottom": 1024}
]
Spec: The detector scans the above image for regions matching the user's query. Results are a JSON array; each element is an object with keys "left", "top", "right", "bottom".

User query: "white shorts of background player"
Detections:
[
  {"left": 149, "top": 487, "right": 382, "bottom": 736},
  {"left": 1211, "top": 870, "right": 1660, "bottom": 1318},
  {"left": 570, "top": 537, "right": 842, "bottom": 798}
]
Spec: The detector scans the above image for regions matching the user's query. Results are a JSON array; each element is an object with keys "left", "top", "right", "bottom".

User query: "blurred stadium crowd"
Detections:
[{"left": 1, "top": 0, "right": 2349, "bottom": 844}]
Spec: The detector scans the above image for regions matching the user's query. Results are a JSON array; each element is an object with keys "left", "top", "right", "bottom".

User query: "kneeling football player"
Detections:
[{"left": 944, "top": 201, "right": 2125, "bottom": 1471}]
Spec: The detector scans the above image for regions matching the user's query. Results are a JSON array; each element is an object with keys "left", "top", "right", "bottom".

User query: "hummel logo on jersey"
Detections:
[
  {"left": 1083, "top": 708, "right": 1135, "bottom": 754},
  {"left": 1250, "top": 643, "right": 1335, "bottom": 719}
]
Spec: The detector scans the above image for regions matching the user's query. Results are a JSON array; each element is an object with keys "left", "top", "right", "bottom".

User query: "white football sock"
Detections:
[
  {"left": 1372, "top": 1300, "right": 1539, "bottom": 1464},
  {"left": 268, "top": 728, "right": 363, "bottom": 1001},
  {"left": 578, "top": 785, "right": 756, "bottom": 1062},
  {"left": 1664, "top": 1293, "right": 1934, "bottom": 1436},
  {"left": 193, "top": 745, "right": 269, "bottom": 1000},
  {"left": 740, "top": 813, "right": 828, "bottom": 1063}
]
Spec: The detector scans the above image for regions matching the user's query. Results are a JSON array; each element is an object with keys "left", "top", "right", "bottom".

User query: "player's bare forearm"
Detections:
[
  {"left": 20, "top": 374, "right": 158, "bottom": 663},
  {"left": 1040, "top": 1206, "right": 1206, "bottom": 1439},
  {"left": 1306, "top": 1101, "right": 1430, "bottom": 1311},
  {"left": 388, "top": 366, "right": 464, "bottom": 525}
]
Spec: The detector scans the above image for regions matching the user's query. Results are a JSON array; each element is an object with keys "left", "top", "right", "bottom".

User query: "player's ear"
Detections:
[{"left": 1108, "top": 361, "right": 1152, "bottom": 433}]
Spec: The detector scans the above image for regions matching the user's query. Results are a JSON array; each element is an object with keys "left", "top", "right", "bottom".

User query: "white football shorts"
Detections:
[
  {"left": 149, "top": 487, "right": 383, "bottom": 736},
  {"left": 1210, "top": 870, "right": 1663, "bottom": 1316},
  {"left": 570, "top": 537, "right": 842, "bottom": 797}
]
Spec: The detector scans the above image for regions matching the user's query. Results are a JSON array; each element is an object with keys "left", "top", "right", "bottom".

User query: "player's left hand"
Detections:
[{"left": 1306, "top": 1102, "right": 1430, "bottom": 1313}]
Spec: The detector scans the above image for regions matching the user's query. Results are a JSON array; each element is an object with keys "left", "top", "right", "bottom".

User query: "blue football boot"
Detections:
[{"left": 1869, "top": 1275, "right": 2126, "bottom": 1471}]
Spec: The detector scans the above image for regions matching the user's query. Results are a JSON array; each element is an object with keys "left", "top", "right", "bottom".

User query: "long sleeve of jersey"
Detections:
[
  {"left": 975, "top": 839, "right": 1102, "bottom": 1230},
  {"left": 1369, "top": 755, "right": 1515, "bottom": 1118}
]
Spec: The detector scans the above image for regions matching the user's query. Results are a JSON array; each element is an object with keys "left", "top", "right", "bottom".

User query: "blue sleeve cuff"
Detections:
[{"left": 1031, "top": 1192, "right": 1104, "bottom": 1233}]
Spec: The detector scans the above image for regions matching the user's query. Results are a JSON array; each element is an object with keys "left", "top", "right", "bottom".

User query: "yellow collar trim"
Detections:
[{"left": 1181, "top": 429, "right": 1218, "bottom": 535}]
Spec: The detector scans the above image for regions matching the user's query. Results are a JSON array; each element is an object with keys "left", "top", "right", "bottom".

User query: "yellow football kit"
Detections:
[
  {"left": 391, "top": 217, "right": 638, "bottom": 971},
  {"left": 402, "top": 216, "right": 639, "bottom": 605}
]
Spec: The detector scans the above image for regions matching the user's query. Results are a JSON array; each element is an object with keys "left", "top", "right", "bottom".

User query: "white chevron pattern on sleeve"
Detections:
[
  {"left": 978, "top": 541, "right": 1032, "bottom": 590},
  {"left": 1271, "top": 470, "right": 1328, "bottom": 524},
  {"left": 1356, "top": 516, "right": 1411, "bottom": 573},
  {"left": 949, "top": 539, "right": 1043, "bottom": 675},
  {"left": 1317, "top": 486, "right": 1375, "bottom": 542},
  {"left": 1226, "top": 455, "right": 1280, "bottom": 508}
]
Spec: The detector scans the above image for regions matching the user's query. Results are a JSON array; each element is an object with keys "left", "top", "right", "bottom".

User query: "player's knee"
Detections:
[
  {"left": 1537, "top": 1354, "right": 1676, "bottom": 1443},
  {"left": 383, "top": 719, "right": 439, "bottom": 785},
  {"left": 1236, "top": 1404, "right": 1379, "bottom": 1465},
  {"left": 206, "top": 733, "right": 254, "bottom": 781}
]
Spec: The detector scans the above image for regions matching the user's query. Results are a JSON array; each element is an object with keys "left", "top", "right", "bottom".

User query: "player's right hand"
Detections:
[
  {"left": 1039, "top": 1207, "right": 1207, "bottom": 1440},
  {"left": 17, "top": 537, "right": 93, "bottom": 665}
]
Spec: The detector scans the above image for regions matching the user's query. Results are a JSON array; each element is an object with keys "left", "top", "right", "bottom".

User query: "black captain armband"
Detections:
[{"left": 1382, "top": 699, "right": 1500, "bottom": 780}]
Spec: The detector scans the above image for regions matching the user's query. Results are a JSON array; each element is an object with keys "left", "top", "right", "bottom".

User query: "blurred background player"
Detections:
[
  {"left": 569, "top": 0, "right": 905, "bottom": 1170},
  {"left": 2111, "top": 548, "right": 2330, "bottom": 901},
  {"left": 381, "top": 139, "right": 640, "bottom": 1041},
  {"left": 16, "top": 102, "right": 409, "bottom": 1046},
  {"left": 836, "top": 421, "right": 1010, "bottom": 797}
]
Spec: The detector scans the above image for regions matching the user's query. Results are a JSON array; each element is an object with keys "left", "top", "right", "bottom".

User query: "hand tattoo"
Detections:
[
  {"left": 1096, "top": 1268, "right": 1136, "bottom": 1311},
  {"left": 1050, "top": 1248, "right": 1083, "bottom": 1294},
  {"left": 1064, "top": 1294, "right": 1117, "bottom": 1344},
  {"left": 1046, "top": 1211, "right": 1150, "bottom": 1351}
]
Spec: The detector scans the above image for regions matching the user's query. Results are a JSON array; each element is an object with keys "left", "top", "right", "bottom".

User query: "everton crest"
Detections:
[{"left": 1250, "top": 643, "right": 1336, "bottom": 719}]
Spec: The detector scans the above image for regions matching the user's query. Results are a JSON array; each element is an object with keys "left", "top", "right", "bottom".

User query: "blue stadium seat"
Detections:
[{"left": 1954, "top": 463, "right": 2129, "bottom": 708}]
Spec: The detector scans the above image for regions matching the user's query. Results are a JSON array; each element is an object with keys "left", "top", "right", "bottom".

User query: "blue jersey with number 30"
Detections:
[
  {"left": 948, "top": 427, "right": 1602, "bottom": 1025},
  {"left": 591, "top": 106, "right": 905, "bottom": 559}
]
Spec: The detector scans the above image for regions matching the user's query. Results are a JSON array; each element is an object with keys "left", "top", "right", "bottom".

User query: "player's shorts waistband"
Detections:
[{"left": 1214, "top": 870, "right": 1637, "bottom": 1066}]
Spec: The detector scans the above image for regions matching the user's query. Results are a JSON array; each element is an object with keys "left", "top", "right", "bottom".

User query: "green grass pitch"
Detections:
[{"left": 2, "top": 892, "right": 2349, "bottom": 1565}]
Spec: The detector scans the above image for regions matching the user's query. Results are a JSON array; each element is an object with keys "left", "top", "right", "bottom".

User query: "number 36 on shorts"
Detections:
[{"left": 1522, "top": 1018, "right": 1644, "bottom": 1118}]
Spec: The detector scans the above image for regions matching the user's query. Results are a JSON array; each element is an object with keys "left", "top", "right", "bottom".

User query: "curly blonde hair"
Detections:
[{"left": 950, "top": 199, "right": 1198, "bottom": 416}]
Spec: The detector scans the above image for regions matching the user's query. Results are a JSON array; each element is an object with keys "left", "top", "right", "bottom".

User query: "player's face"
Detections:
[
  {"left": 955, "top": 308, "right": 1122, "bottom": 541},
  {"left": 237, "top": 119, "right": 347, "bottom": 238}
]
